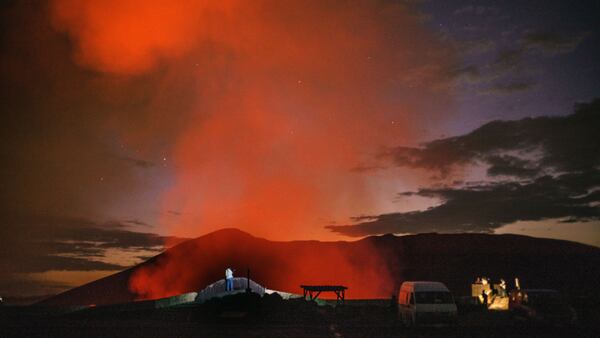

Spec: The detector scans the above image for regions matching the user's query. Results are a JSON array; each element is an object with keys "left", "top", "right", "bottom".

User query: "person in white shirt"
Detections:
[{"left": 225, "top": 268, "right": 234, "bottom": 291}]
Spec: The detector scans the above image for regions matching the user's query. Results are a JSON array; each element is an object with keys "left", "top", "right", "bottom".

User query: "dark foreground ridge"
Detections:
[
  {"left": 4, "top": 291, "right": 600, "bottom": 337},
  {"left": 38, "top": 228, "right": 600, "bottom": 307}
]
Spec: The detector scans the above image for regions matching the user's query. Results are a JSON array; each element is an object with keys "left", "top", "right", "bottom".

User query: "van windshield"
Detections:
[{"left": 415, "top": 291, "right": 454, "bottom": 304}]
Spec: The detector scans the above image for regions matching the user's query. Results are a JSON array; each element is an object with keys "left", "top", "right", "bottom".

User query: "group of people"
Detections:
[{"left": 476, "top": 277, "right": 508, "bottom": 305}]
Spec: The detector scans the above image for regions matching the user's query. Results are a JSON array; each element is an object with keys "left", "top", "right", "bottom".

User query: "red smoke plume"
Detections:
[
  {"left": 128, "top": 229, "right": 395, "bottom": 300},
  {"left": 50, "top": 0, "right": 230, "bottom": 74},
  {"left": 51, "top": 0, "right": 455, "bottom": 298}
]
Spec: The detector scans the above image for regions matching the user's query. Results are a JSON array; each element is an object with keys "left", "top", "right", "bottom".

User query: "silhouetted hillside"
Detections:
[{"left": 39, "top": 229, "right": 600, "bottom": 306}]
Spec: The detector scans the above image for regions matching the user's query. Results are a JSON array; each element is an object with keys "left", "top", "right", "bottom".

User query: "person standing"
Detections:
[
  {"left": 499, "top": 279, "right": 507, "bottom": 297},
  {"left": 225, "top": 267, "right": 234, "bottom": 291},
  {"left": 481, "top": 289, "right": 488, "bottom": 307}
]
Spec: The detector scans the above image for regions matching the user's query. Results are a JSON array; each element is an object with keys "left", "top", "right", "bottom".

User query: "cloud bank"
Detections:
[{"left": 328, "top": 99, "right": 600, "bottom": 236}]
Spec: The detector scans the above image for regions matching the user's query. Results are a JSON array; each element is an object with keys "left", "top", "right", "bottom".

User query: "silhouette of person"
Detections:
[
  {"left": 481, "top": 290, "right": 488, "bottom": 307},
  {"left": 225, "top": 267, "right": 234, "bottom": 291}
]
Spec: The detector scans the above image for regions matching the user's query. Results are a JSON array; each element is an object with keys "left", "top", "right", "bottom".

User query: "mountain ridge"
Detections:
[{"left": 38, "top": 229, "right": 600, "bottom": 306}]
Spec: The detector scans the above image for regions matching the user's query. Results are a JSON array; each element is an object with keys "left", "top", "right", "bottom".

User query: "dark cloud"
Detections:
[
  {"left": 327, "top": 170, "right": 600, "bottom": 237},
  {"left": 522, "top": 30, "right": 589, "bottom": 54},
  {"left": 329, "top": 99, "right": 600, "bottom": 236},
  {"left": 384, "top": 99, "right": 600, "bottom": 176},
  {"left": 488, "top": 48, "right": 526, "bottom": 75},
  {"left": 122, "top": 219, "right": 152, "bottom": 227},
  {"left": 485, "top": 155, "right": 539, "bottom": 178},
  {"left": 482, "top": 80, "right": 536, "bottom": 95},
  {"left": 447, "top": 64, "right": 481, "bottom": 83},
  {"left": 451, "top": 48, "right": 533, "bottom": 91},
  {"left": 451, "top": 28, "right": 586, "bottom": 93},
  {"left": 0, "top": 213, "right": 187, "bottom": 275}
]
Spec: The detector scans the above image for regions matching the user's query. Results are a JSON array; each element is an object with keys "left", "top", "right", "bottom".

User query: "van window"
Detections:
[{"left": 415, "top": 291, "right": 453, "bottom": 304}]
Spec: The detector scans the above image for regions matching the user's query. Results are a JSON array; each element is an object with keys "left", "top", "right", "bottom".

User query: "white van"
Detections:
[{"left": 398, "top": 281, "right": 458, "bottom": 326}]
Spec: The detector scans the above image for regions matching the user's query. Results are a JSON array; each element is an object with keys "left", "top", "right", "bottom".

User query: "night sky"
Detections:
[{"left": 1, "top": 0, "right": 599, "bottom": 298}]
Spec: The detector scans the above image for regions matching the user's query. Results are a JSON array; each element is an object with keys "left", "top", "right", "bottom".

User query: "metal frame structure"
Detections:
[{"left": 300, "top": 285, "right": 347, "bottom": 304}]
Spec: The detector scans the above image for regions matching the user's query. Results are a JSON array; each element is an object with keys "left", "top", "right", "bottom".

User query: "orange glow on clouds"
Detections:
[
  {"left": 51, "top": 0, "right": 235, "bottom": 74},
  {"left": 50, "top": 0, "right": 455, "bottom": 300},
  {"left": 50, "top": 0, "right": 455, "bottom": 241}
]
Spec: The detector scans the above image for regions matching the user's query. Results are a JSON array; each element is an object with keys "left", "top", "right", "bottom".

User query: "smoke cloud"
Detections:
[
  {"left": 128, "top": 229, "right": 396, "bottom": 300},
  {"left": 50, "top": 0, "right": 456, "bottom": 297}
]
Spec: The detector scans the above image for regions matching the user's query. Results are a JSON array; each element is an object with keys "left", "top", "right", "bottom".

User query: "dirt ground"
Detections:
[{"left": 2, "top": 293, "right": 599, "bottom": 337}]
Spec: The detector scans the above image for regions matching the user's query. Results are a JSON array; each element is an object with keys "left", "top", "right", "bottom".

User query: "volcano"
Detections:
[{"left": 38, "top": 229, "right": 600, "bottom": 307}]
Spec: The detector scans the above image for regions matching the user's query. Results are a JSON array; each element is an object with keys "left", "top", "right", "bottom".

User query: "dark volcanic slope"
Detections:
[{"left": 39, "top": 229, "right": 600, "bottom": 306}]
